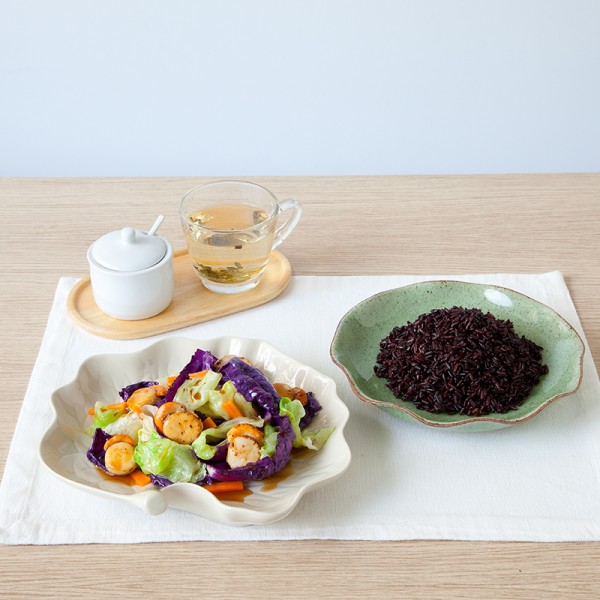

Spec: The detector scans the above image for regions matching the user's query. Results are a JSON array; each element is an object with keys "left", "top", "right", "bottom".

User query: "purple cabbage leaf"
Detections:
[
  {"left": 300, "top": 391, "right": 322, "bottom": 429},
  {"left": 159, "top": 348, "right": 218, "bottom": 407},
  {"left": 86, "top": 427, "right": 112, "bottom": 472},
  {"left": 219, "top": 357, "right": 280, "bottom": 418}
]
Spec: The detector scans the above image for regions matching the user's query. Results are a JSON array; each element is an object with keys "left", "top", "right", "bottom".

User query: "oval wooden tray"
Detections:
[{"left": 67, "top": 248, "right": 291, "bottom": 340}]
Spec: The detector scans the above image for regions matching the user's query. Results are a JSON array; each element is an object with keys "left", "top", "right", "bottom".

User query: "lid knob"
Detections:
[{"left": 121, "top": 227, "right": 136, "bottom": 244}]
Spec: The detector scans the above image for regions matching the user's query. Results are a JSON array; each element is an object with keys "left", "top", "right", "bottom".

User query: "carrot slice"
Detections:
[
  {"left": 202, "top": 481, "right": 245, "bottom": 494},
  {"left": 202, "top": 416, "right": 217, "bottom": 429},
  {"left": 222, "top": 400, "right": 243, "bottom": 419},
  {"left": 130, "top": 469, "right": 152, "bottom": 487},
  {"left": 188, "top": 370, "right": 208, "bottom": 380},
  {"left": 166, "top": 375, "right": 177, "bottom": 388},
  {"left": 128, "top": 404, "right": 143, "bottom": 416},
  {"left": 103, "top": 434, "right": 135, "bottom": 451},
  {"left": 87, "top": 401, "right": 127, "bottom": 416}
]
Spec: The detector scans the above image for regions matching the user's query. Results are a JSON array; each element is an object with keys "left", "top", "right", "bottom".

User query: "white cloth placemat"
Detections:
[{"left": 1, "top": 272, "right": 600, "bottom": 544}]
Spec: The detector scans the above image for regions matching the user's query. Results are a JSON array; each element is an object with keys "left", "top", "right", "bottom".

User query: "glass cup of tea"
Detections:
[{"left": 179, "top": 180, "right": 302, "bottom": 294}]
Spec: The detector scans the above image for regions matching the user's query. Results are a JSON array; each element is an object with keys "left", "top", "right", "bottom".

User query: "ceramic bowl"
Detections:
[
  {"left": 330, "top": 281, "right": 585, "bottom": 431},
  {"left": 88, "top": 222, "right": 174, "bottom": 320},
  {"left": 39, "top": 336, "right": 351, "bottom": 525}
]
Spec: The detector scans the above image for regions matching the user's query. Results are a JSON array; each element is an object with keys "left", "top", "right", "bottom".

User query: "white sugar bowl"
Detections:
[{"left": 87, "top": 216, "right": 174, "bottom": 320}]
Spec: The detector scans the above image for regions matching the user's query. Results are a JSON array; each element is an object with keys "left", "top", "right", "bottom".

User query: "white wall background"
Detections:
[{"left": 1, "top": 0, "right": 599, "bottom": 176}]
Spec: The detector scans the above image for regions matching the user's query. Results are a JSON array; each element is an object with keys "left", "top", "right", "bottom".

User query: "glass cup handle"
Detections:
[{"left": 272, "top": 198, "right": 302, "bottom": 250}]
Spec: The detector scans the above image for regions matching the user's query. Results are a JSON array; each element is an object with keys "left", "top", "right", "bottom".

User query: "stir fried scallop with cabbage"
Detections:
[{"left": 85, "top": 348, "right": 334, "bottom": 494}]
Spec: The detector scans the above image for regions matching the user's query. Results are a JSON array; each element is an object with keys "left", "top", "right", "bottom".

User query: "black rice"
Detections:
[{"left": 374, "top": 307, "right": 549, "bottom": 416}]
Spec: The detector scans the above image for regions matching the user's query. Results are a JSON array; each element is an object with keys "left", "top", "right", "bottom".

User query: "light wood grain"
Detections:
[
  {"left": 68, "top": 248, "right": 290, "bottom": 339},
  {"left": 1, "top": 175, "right": 599, "bottom": 599}
]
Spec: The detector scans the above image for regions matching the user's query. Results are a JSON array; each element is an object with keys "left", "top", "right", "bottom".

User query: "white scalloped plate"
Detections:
[{"left": 39, "top": 336, "right": 351, "bottom": 526}]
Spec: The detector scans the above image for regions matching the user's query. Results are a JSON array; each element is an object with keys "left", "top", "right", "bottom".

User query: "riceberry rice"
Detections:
[{"left": 374, "top": 307, "right": 549, "bottom": 416}]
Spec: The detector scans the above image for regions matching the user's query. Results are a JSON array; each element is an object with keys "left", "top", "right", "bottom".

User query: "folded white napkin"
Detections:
[{"left": 1, "top": 272, "right": 600, "bottom": 544}]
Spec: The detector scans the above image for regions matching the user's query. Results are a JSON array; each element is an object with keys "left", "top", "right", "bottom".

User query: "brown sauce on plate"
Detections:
[
  {"left": 260, "top": 448, "right": 312, "bottom": 491},
  {"left": 261, "top": 461, "right": 294, "bottom": 491},
  {"left": 212, "top": 488, "right": 254, "bottom": 503},
  {"left": 98, "top": 470, "right": 137, "bottom": 486}
]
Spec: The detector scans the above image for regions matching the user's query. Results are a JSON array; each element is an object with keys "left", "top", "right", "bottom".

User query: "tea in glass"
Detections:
[{"left": 180, "top": 181, "right": 301, "bottom": 294}]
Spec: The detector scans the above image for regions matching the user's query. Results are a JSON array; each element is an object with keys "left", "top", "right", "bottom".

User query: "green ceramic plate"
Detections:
[{"left": 330, "top": 281, "right": 585, "bottom": 431}]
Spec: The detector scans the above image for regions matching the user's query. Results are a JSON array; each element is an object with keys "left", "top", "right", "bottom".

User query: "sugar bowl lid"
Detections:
[{"left": 91, "top": 216, "right": 167, "bottom": 272}]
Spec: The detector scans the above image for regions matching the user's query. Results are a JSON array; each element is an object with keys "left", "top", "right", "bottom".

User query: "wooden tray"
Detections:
[{"left": 67, "top": 248, "right": 291, "bottom": 340}]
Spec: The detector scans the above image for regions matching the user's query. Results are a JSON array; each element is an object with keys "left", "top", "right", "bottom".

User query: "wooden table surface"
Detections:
[{"left": 1, "top": 175, "right": 599, "bottom": 599}]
